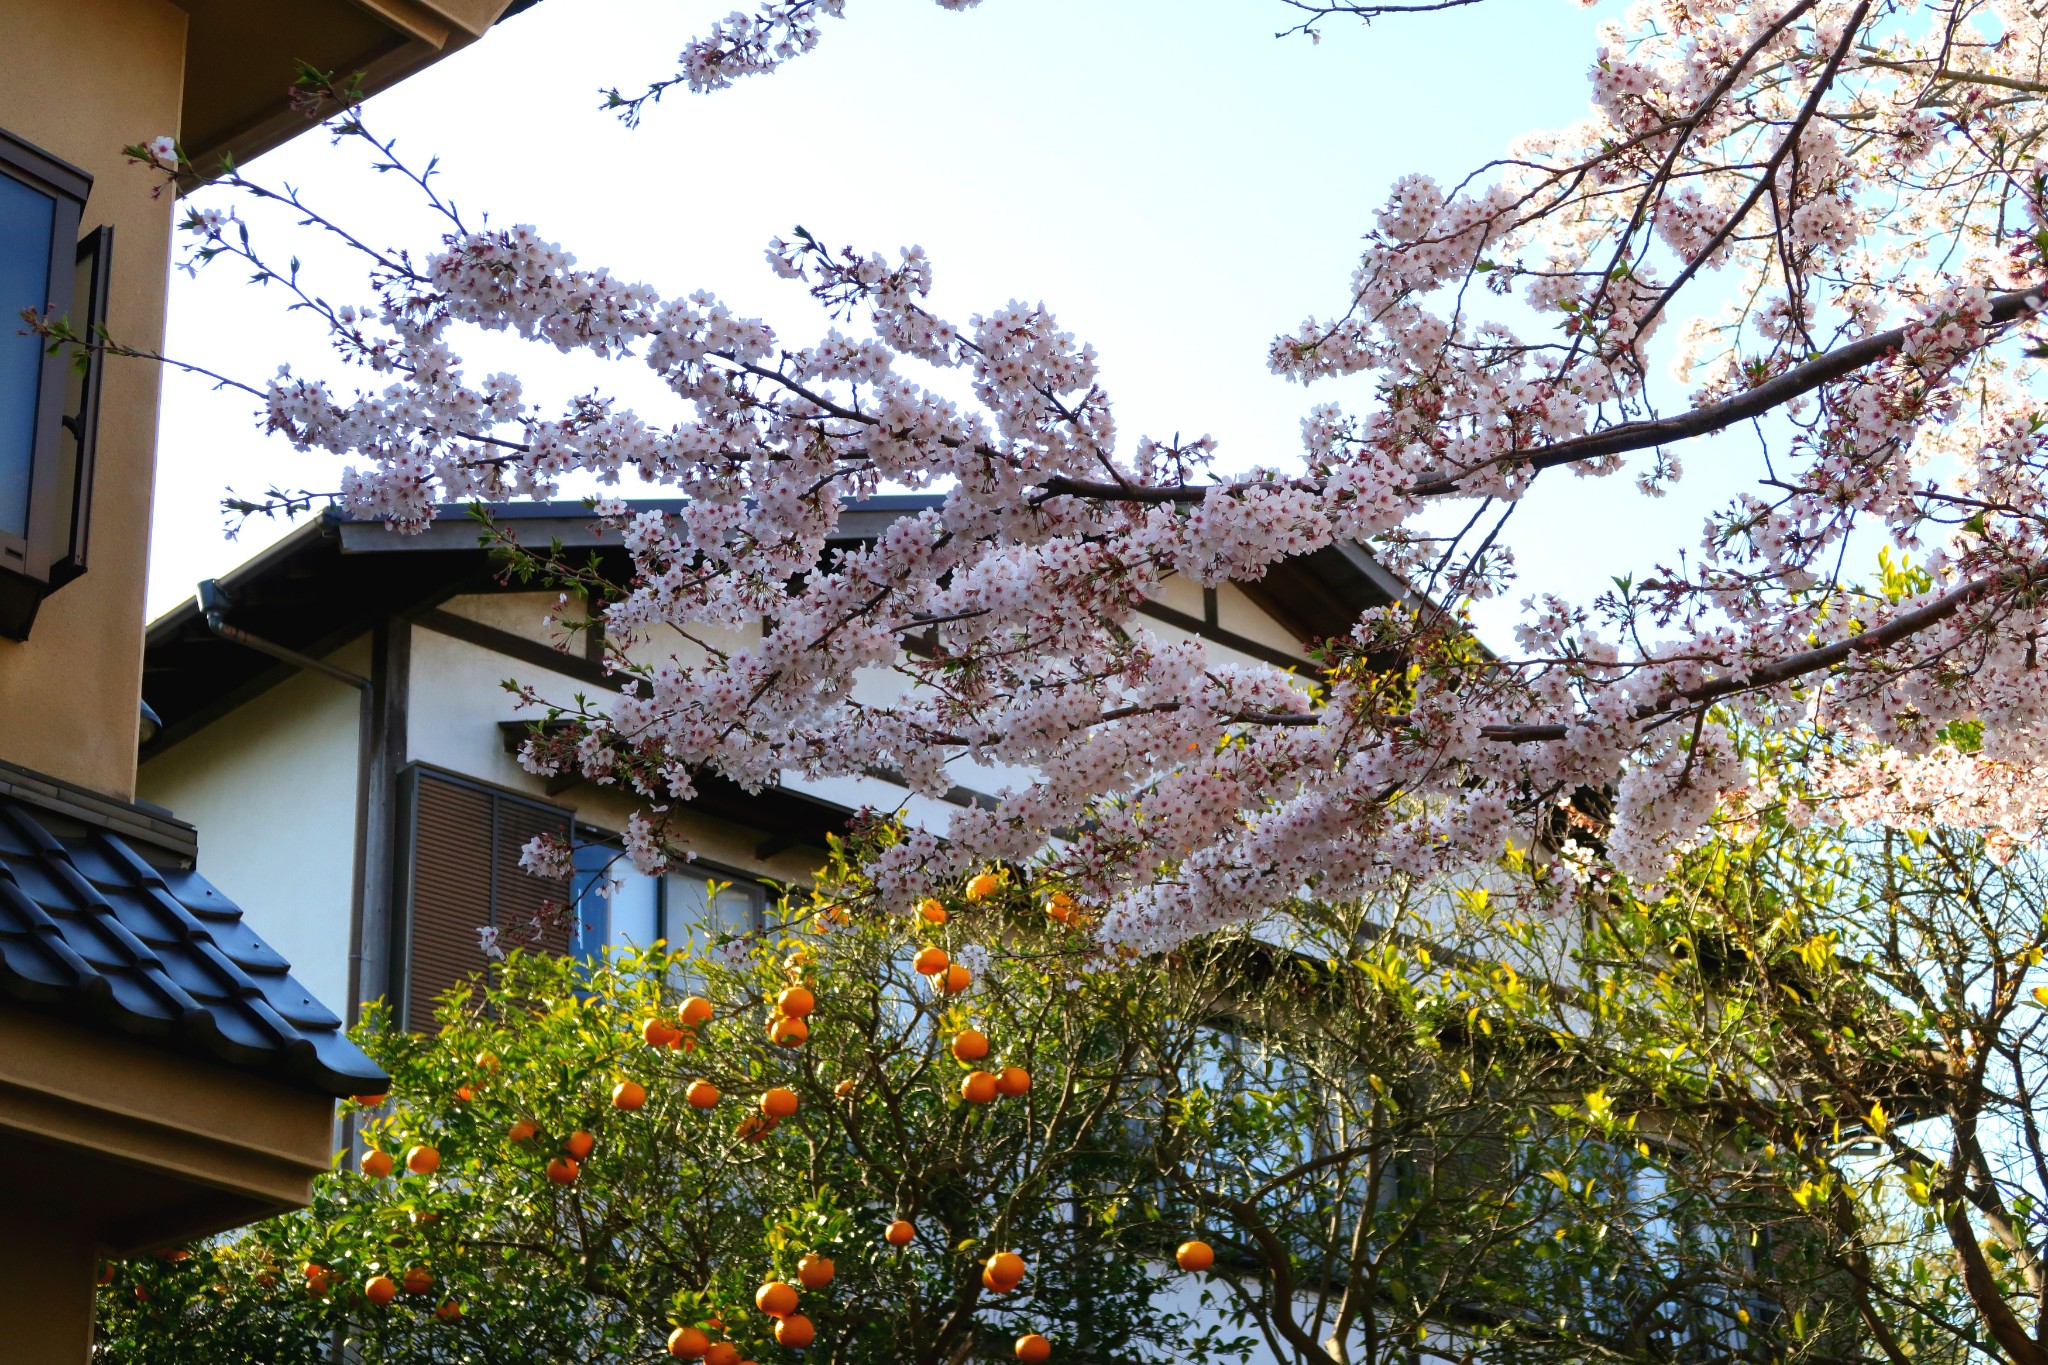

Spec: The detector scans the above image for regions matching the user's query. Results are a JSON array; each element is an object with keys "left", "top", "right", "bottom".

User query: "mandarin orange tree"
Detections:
[{"left": 92, "top": 838, "right": 1251, "bottom": 1365}]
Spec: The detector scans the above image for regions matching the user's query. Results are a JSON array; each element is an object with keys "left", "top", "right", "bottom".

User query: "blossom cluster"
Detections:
[{"left": 179, "top": 0, "right": 2048, "bottom": 949}]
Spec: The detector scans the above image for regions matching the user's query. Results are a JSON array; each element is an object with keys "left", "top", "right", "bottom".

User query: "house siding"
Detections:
[{"left": 137, "top": 637, "right": 365, "bottom": 1018}]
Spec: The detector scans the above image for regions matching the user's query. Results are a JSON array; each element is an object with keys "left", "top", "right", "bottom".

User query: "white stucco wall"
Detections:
[{"left": 138, "top": 636, "right": 366, "bottom": 1021}]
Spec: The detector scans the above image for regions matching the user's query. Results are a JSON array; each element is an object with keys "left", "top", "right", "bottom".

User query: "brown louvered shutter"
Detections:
[
  {"left": 402, "top": 768, "right": 572, "bottom": 1030},
  {"left": 492, "top": 794, "right": 574, "bottom": 958}
]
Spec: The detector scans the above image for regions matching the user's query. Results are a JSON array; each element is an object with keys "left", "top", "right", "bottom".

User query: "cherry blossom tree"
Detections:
[{"left": 93, "top": 0, "right": 2048, "bottom": 947}]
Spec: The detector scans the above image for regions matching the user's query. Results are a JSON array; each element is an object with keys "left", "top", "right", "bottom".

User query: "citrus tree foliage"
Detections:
[
  {"left": 1433, "top": 765, "right": 2048, "bottom": 1365},
  {"left": 94, "top": 0, "right": 2048, "bottom": 954},
  {"left": 93, "top": 857, "right": 1238, "bottom": 1365},
  {"left": 1153, "top": 887, "right": 1835, "bottom": 1365}
]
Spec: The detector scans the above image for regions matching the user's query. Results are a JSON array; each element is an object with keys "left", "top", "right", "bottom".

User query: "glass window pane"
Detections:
[
  {"left": 570, "top": 842, "right": 662, "bottom": 957},
  {"left": 0, "top": 172, "right": 55, "bottom": 539},
  {"left": 607, "top": 867, "right": 660, "bottom": 952},
  {"left": 663, "top": 869, "right": 760, "bottom": 944}
]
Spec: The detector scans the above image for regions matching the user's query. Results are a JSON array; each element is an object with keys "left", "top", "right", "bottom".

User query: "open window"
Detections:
[{"left": 0, "top": 126, "right": 110, "bottom": 640}]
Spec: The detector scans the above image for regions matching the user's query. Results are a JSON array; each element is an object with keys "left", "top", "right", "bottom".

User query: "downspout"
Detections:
[{"left": 195, "top": 579, "right": 377, "bottom": 1028}]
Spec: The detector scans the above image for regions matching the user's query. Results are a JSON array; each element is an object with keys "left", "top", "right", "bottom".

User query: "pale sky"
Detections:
[{"left": 145, "top": 0, "right": 1681, "bottom": 647}]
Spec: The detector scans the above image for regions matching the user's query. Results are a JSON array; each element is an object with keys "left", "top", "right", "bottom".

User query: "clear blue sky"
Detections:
[{"left": 147, "top": 0, "right": 1659, "bottom": 645}]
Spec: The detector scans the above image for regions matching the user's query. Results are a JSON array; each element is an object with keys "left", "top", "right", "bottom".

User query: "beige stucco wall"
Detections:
[
  {"left": 138, "top": 637, "right": 366, "bottom": 1017},
  {"left": 0, "top": 0, "right": 185, "bottom": 801}
]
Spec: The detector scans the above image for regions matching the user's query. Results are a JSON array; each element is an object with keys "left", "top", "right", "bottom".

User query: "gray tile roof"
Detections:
[{"left": 0, "top": 797, "right": 385, "bottom": 1097}]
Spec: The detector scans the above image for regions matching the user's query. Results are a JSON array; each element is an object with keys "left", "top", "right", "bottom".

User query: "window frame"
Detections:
[{"left": 0, "top": 126, "right": 101, "bottom": 639}]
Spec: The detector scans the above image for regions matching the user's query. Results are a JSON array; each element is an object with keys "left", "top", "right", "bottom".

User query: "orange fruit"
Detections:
[
  {"left": 885, "top": 1219, "right": 915, "bottom": 1246},
  {"left": 941, "top": 964, "right": 972, "bottom": 994},
  {"left": 996, "top": 1066, "right": 1031, "bottom": 1097},
  {"left": 401, "top": 1266, "right": 433, "bottom": 1294},
  {"left": 776, "top": 986, "right": 816, "bottom": 1018},
  {"left": 687, "top": 1079, "right": 721, "bottom": 1109},
  {"left": 364, "top": 1275, "right": 399, "bottom": 1307},
  {"left": 705, "top": 1344, "right": 741, "bottom": 1365},
  {"left": 434, "top": 1300, "right": 462, "bottom": 1321},
  {"left": 737, "top": 1112, "right": 780, "bottom": 1143},
  {"left": 917, "top": 898, "right": 948, "bottom": 924},
  {"left": 951, "top": 1029, "right": 990, "bottom": 1061},
  {"left": 474, "top": 1051, "right": 500, "bottom": 1072},
  {"left": 508, "top": 1118, "right": 539, "bottom": 1142},
  {"left": 681, "top": 996, "right": 715, "bottom": 1027},
  {"left": 796, "top": 1253, "right": 834, "bottom": 1289},
  {"left": 668, "top": 1326, "right": 710, "bottom": 1359},
  {"left": 913, "top": 946, "right": 950, "bottom": 976},
  {"left": 774, "top": 1314, "right": 815, "bottom": 1349},
  {"left": 987, "top": 1252, "right": 1026, "bottom": 1288},
  {"left": 769, "top": 1015, "right": 810, "bottom": 1047},
  {"left": 756, "top": 1280, "right": 799, "bottom": 1317},
  {"left": 643, "top": 1017, "right": 680, "bottom": 1047},
  {"left": 1175, "top": 1240, "right": 1215, "bottom": 1272},
  {"left": 982, "top": 1265, "right": 1010, "bottom": 1293},
  {"left": 404, "top": 1145, "right": 441, "bottom": 1175},
  {"left": 1046, "top": 891, "right": 1077, "bottom": 924},
  {"left": 1016, "top": 1334, "right": 1052, "bottom": 1363},
  {"left": 965, "top": 871, "right": 1001, "bottom": 901},
  {"left": 359, "top": 1148, "right": 394, "bottom": 1179},
  {"left": 564, "top": 1130, "right": 596, "bottom": 1161},
  {"left": 761, "top": 1087, "right": 800, "bottom": 1119},
  {"left": 353, "top": 1093, "right": 387, "bottom": 1107},
  {"left": 960, "top": 1070, "right": 998, "bottom": 1104},
  {"left": 547, "top": 1156, "right": 580, "bottom": 1184},
  {"left": 612, "top": 1080, "right": 648, "bottom": 1111},
  {"left": 833, "top": 1079, "right": 857, "bottom": 1099},
  {"left": 452, "top": 1085, "right": 474, "bottom": 1104}
]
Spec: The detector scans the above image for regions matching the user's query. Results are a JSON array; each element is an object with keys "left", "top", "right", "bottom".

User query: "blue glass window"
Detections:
[{"left": 0, "top": 172, "right": 53, "bottom": 540}]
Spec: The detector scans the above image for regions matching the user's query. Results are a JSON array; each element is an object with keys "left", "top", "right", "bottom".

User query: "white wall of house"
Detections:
[{"left": 137, "top": 636, "right": 367, "bottom": 1019}]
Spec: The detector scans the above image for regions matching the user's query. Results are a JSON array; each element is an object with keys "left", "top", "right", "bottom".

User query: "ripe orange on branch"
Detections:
[
  {"left": 547, "top": 1157, "right": 580, "bottom": 1184},
  {"left": 612, "top": 1080, "right": 648, "bottom": 1110},
  {"left": 774, "top": 1314, "right": 815, "bottom": 1348},
  {"left": 404, "top": 1145, "right": 440, "bottom": 1175},
  {"left": 401, "top": 1266, "right": 433, "bottom": 1294},
  {"left": 986, "top": 1252, "right": 1026, "bottom": 1288},
  {"left": 564, "top": 1130, "right": 596, "bottom": 1160},
  {"left": 667, "top": 1327, "right": 710, "bottom": 1359},
  {"left": 913, "top": 946, "right": 949, "bottom": 976},
  {"left": 364, "top": 1275, "right": 398, "bottom": 1307},
  {"left": 885, "top": 1219, "right": 915, "bottom": 1246},
  {"left": 917, "top": 898, "right": 948, "bottom": 924},
  {"left": 951, "top": 1029, "right": 989, "bottom": 1062},
  {"left": 941, "top": 964, "right": 972, "bottom": 994},
  {"left": 797, "top": 1253, "right": 834, "bottom": 1289},
  {"left": 681, "top": 996, "right": 715, "bottom": 1027},
  {"left": 755, "top": 1280, "right": 799, "bottom": 1317},
  {"left": 996, "top": 1066, "right": 1031, "bottom": 1097},
  {"left": 961, "top": 1070, "right": 998, "bottom": 1104},
  {"left": 358, "top": 1148, "right": 394, "bottom": 1178},
  {"left": 964, "top": 871, "right": 1001, "bottom": 901},
  {"left": 776, "top": 985, "right": 815, "bottom": 1018},
  {"left": 768, "top": 1015, "right": 809, "bottom": 1046},
  {"left": 704, "top": 1344, "right": 741, "bottom": 1365},
  {"left": 434, "top": 1300, "right": 462, "bottom": 1321},
  {"left": 1016, "top": 1334, "right": 1052, "bottom": 1363},
  {"left": 761, "top": 1086, "right": 799, "bottom": 1119},
  {"left": 1176, "top": 1240, "right": 1215, "bottom": 1272},
  {"left": 642, "top": 1017, "right": 681, "bottom": 1047},
  {"left": 686, "top": 1079, "right": 721, "bottom": 1109},
  {"left": 507, "top": 1118, "right": 539, "bottom": 1142}
]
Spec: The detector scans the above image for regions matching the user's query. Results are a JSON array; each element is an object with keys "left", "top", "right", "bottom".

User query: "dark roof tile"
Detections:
[{"left": 0, "top": 797, "right": 385, "bottom": 1097}]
